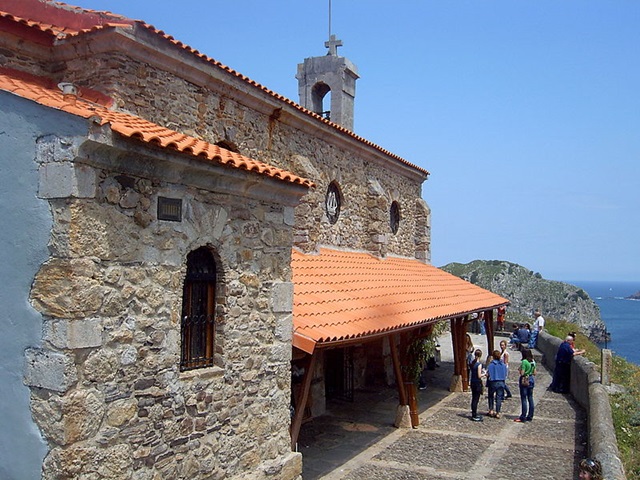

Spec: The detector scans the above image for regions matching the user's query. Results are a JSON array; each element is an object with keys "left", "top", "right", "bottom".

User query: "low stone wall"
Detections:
[{"left": 538, "top": 332, "right": 626, "bottom": 480}]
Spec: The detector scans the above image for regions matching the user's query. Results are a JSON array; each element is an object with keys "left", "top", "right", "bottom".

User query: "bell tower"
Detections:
[{"left": 296, "top": 34, "right": 359, "bottom": 131}]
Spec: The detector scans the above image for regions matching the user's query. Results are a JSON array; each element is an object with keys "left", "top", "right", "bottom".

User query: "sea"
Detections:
[{"left": 567, "top": 280, "right": 640, "bottom": 366}]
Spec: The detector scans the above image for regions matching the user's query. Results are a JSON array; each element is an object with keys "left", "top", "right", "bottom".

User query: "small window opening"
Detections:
[
  {"left": 181, "top": 247, "right": 217, "bottom": 371},
  {"left": 390, "top": 201, "right": 400, "bottom": 234}
]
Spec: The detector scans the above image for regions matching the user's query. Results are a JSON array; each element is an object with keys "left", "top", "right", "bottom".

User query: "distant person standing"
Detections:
[
  {"left": 470, "top": 313, "right": 480, "bottom": 334},
  {"left": 499, "top": 340, "right": 513, "bottom": 399},
  {"left": 529, "top": 309, "right": 545, "bottom": 348},
  {"left": 496, "top": 305, "right": 507, "bottom": 332}
]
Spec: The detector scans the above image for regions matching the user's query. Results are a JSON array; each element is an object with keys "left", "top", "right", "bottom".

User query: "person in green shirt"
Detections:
[{"left": 514, "top": 348, "right": 536, "bottom": 422}]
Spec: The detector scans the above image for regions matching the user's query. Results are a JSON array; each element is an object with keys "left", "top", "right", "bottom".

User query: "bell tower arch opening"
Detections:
[
  {"left": 296, "top": 34, "right": 359, "bottom": 131},
  {"left": 312, "top": 82, "right": 332, "bottom": 120}
]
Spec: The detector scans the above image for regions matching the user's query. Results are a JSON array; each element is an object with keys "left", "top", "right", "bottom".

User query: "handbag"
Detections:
[{"left": 520, "top": 375, "right": 530, "bottom": 387}]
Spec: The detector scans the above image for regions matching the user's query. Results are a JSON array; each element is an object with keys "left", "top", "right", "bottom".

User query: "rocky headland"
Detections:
[
  {"left": 441, "top": 259, "right": 608, "bottom": 342},
  {"left": 626, "top": 291, "right": 640, "bottom": 300}
]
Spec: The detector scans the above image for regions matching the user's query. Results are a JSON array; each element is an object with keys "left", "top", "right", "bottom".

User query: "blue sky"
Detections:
[{"left": 75, "top": 1, "right": 640, "bottom": 282}]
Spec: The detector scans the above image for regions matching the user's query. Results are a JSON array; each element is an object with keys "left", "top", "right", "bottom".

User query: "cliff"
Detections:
[
  {"left": 626, "top": 291, "right": 640, "bottom": 300},
  {"left": 441, "top": 260, "right": 608, "bottom": 342}
]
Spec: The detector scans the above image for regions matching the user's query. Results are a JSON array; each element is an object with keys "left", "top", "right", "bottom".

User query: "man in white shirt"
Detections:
[{"left": 529, "top": 309, "right": 545, "bottom": 348}]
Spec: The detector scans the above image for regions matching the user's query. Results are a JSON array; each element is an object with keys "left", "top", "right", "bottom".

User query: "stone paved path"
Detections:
[{"left": 298, "top": 335, "right": 588, "bottom": 480}]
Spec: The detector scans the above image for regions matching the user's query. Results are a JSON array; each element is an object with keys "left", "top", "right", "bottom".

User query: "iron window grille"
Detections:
[{"left": 180, "top": 247, "right": 217, "bottom": 371}]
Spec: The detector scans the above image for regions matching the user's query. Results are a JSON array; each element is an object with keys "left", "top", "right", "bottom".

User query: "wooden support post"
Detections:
[
  {"left": 449, "top": 317, "right": 466, "bottom": 392},
  {"left": 290, "top": 352, "right": 317, "bottom": 451},
  {"left": 485, "top": 309, "right": 495, "bottom": 355},
  {"left": 389, "top": 334, "right": 407, "bottom": 405}
]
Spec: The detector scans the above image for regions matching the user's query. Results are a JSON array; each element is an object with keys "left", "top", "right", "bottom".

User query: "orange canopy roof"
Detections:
[
  {"left": 292, "top": 248, "right": 509, "bottom": 354},
  {"left": 0, "top": 68, "right": 313, "bottom": 188}
]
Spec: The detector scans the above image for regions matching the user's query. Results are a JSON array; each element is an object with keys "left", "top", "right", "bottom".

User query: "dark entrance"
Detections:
[{"left": 324, "top": 347, "right": 354, "bottom": 402}]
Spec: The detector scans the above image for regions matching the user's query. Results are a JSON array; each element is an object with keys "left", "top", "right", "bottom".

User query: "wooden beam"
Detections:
[
  {"left": 462, "top": 317, "right": 471, "bottom": 390},
  {"left": 290, "top": 352, "right": 317, "bottom": 451}
]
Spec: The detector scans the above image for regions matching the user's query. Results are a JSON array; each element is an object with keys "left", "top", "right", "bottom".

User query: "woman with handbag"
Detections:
[{"left": 514, "top": 348, "right": 536, "bottom": 422}]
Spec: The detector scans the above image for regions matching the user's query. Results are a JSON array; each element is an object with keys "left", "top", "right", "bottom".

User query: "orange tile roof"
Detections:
[
  {"left": 138, "top": 20, "right": 429, "bottom": 177},
  {"left": 0, "top": 1, "right": 429, "bottom": 178},
  {"left": 0, "top": 68, "right": 313, "bottom": 188},
  {"left": 0, "top": 10, "right": 130, "bottom": 38},
  {"left": 292, "top": 248, "right": 509, "bottom": 354}
]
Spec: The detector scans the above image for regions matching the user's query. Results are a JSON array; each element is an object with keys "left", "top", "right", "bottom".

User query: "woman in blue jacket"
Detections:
[{"left": 486, "top": 350, "right": 507, "bottom": 418}]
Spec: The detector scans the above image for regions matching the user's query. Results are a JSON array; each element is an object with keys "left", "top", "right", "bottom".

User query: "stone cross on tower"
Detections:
[{"left": 325, "top": 34, "right": 343, "bottom": 56}]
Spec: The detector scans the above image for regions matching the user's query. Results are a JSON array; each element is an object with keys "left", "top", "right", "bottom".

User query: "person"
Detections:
[
  {"left": 465, "top": 333, "right": 475, "bottom": 386},
  {"left": 508, "top": 323, "right": 520, "bottom": 349},
  {"left": 569, "top": 333, "right": 586, "bottom": 356},
  {"left": 499, "top": 340, "right": 513, "bottom": 399},
  {"left": 496, "top": 305, "right": 506, "bottom": 332},
  {"left": 479, "top": 311, "right": 486, "bottom": 335},
  {"left": 578, "top": 458, "right": 603, "bottom": 480},
  {"left": 512, "top": 324, "right": 531, "bottom": 351},
  {"left": 486, "top": 349, "right": 507, "bottom": 418},
  {"left": 470, "top": 313, "right": 480, "bottom": 334},
  {"left": 514, "top": 348, "right": 536, "bottom": 422},
  {"left": 469, "top": 349, "right": 485, "bottom": 421},
  {"left": 529, "top": 309, "right": 545, "bottom": 348},
  {"left": 550, "top": 334, "right": 584, "bottom": 393}
]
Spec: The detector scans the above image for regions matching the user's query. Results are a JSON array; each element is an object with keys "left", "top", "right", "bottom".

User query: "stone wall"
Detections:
[
  {"left": 537, "top": 332, "right": 626, "bottom": 480},
  {"left": 60, "top": 47, "right": 430, "bottom": 261},
  {"left": 25, "top": 134, "right": 304, "bottom": 479}
]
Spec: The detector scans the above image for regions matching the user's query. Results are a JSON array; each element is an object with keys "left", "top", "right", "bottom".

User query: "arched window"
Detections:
[
  {"left": 312, "top": 82, "right": 331, "bottom": 120},
  {"left": 325, "top": 181, "right": 342, "bottom": 225},
  {"left": 180, "top": 247, "right": 217, "bottom": 371},
  {"left": 390, "top": 201, "right": 400, "bottom": 234}
]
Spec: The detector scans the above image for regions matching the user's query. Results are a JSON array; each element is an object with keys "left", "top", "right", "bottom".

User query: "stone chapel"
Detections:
[{"left": 0, "top": 1, "right": 508, "bottom": 479}]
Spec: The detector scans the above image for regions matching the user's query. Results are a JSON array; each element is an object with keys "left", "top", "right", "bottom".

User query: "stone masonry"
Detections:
[
  {"left": 25, "top": 134, "right": 305, "bottom": 479},
  {"left": 58, "top": 47, "right": 431, "bottom": 262}
]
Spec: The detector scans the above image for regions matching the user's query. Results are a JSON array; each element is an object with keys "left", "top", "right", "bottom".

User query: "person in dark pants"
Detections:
[
  {"left": 486, "top": 350, "right": 507, "bottom": 418},
  {"left": 469, "top": 349, "right": 485, "bottom": 421},
  {"left": 514, "top": 348, "right": 536, "bottom": 422},
  {"left": 510, "top": 324, "right": 531, "bottom": 351},
  {"left": 550, "top": 334, "right": 584, "bottom": 393}
]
